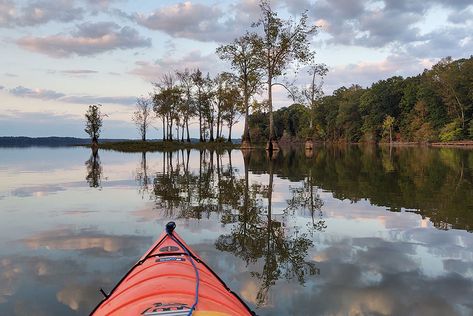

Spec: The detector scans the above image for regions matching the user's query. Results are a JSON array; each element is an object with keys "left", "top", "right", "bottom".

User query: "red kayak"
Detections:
[{"left": 91, "top": 222, "right": 255, "bottom": 316}]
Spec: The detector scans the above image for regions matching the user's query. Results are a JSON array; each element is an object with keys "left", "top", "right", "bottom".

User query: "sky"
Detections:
[{"left": 0, "top": 0, "right": 472, "bottom": 139}]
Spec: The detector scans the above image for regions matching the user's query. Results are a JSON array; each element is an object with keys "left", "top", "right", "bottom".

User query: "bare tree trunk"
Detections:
[
  {"left": 228, "top": 120, "right": 233, "bottom": 143},
  {"left": 243, "top": 83, "right": 250, "bottom": 141},
  {"left": 216, "top": 108, "right": 221, "bottom": 140},
  {"left": 186, "top": 119, "right": 191, "bottom": 142},
  {"left": 268, "top": 76, "right": 274, "bottom": 141},
  {"left": 162, "top": 117, "right": 166, "bottom": 141},
  {"left": 199, "top": 112, "right": 203, "bottom": 142},
  {"left": 221, "top": 116, "right": 225, "bottom": 138},
  {"left": 266, "top": 75, "right": 278, "bottom": 152},
  {"left": 210, "top": 115, "right": 214, "bottom": 142}
]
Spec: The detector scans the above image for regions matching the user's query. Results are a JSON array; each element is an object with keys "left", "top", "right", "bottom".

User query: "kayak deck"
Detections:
[{"left": 91, "top": 222, "right": 254, "bottom": 316}]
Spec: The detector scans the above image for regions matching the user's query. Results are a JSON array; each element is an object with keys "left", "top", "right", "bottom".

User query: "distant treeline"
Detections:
[
  {"left": 0, "top": 137, "right": 242, "bottom": 147},
  {"left": 249, "top": 56, "right": 473, "bottom": 143},
  {"left": 0, "top": 137, "right": 131, "bottom": 147}
]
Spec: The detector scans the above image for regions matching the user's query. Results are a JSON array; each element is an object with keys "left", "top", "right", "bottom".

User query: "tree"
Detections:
[
  {"left": 176, "top": 68, "right": 196, "bottom": 142},
  {"left": 221, "top": 78, "right": 243, "bottom": 142},
  {"left": 359, "top": 76, "right": 404, "bottom": 141},
  {"left": 252, "top": 0, "right": 318, "bottom": 150},
  {"left": 216, "top": 33, "right": 263, "bottom": 147},
  {"left": 84, "top": 104, "right": 104, "bottom": 146},
  {"left": 300, "top": 64, "right": 328, "bottom": 138},
  {"left": 153, "top": 74, "right": 181, "bottom": 141},
  {"left": 429, "top": 57, "right": 473, "bottom": 132},
  {"left": 335, "top": 85, "right": 364, "bottom": 142},
  {"left": 382, "top": 115, "right": 395, "bottom": 143},
  {"left": 191, "top": 69, "right": 207, "bottom": 142},
  {"left": 214, "top": 73, "right": 229, "bottom": 139},
  {"left": 430, "top": 57, "right": 471, "bottom": 129},
  {"left": 203, "top": 73, "right": 216, "bottom": 142},
  {"left": 132, "top": 97, "right": 153, "bottom": 141}
]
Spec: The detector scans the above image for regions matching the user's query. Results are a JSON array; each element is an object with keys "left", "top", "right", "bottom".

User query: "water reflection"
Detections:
[
  {"left": 85, "top": 150, "right": 102, "bottom": 188},
  {"left": 132, "top": 149, "right": 323, "bottom": 305},
  {"left": 217, "top": 158, "right": 320, "bottom": 306},
  {"left": 135, "top": 152, "right": 151, "bottom": 197},
  {"left": 22, "top": 228, "right": 150, "bottom": 256},
  {"left": 1, "top": 145, "right": 473, "bottom": 315},
  {"left": 130, "top": 145, "right": 473, "bottom": 312}
]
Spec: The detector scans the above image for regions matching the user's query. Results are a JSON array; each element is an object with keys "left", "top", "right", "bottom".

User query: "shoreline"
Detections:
[
  {"left": 80, "top": 140, "right": 240, "bottom": 152},
  {"left": 78, "top": 139, "right": 473, "bottom": 152}
]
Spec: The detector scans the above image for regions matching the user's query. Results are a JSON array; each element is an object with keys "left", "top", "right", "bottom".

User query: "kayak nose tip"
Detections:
[{"left": 165, "top": 221, "right": 176, "bottom": 234}]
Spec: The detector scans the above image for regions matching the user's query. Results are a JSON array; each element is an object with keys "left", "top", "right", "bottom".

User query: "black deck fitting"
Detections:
[
  {"left": 99, "top": 288, "right": 109, "bottom": 299},
  {"left": 166, "top": 221, "right": 176, "bottom": 234}
]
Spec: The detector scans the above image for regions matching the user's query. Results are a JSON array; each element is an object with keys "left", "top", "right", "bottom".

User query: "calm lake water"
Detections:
[{"left": 0, "top": 145, "right": 473, "bottom": 315}]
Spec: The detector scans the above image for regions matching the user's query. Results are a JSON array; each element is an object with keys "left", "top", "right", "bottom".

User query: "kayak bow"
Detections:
[{"left": 91, "top": 222, "right": 255, "bottom": 316}]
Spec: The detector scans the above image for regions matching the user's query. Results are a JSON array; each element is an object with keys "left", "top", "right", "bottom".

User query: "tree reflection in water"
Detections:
[
  {"left": 125, "top": 144, "right": 473, "bottom": 307},
  {"left": 85, "top": 149, "right": 102, "bottom": 188},
  {"left": 132, "top": 148, "right": 322, "bottom": 306},
  {"left": 285, "top": 166, "right": 326, "bottom": 234},
  {"left": 216, "top": 155, "right": 320, "bottom": 306},
  {"left": 135, "top": 152, "right": 151, "bottom": 197}
]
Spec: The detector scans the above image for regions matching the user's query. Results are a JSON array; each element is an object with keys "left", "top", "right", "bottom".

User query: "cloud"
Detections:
[
  {"left": 11, "top": 185, "right": 66, "bottom": 197},
  {"left": 134, "top": 1, "right": 261, "bottom": 43},
  {"left": 10, "top": 85, "right": 65, "bottom": 100},
  {"left": 0, "top": 85, "right": 4, "bottom": 90},
  {"left": 404, "top": 27, "right": 473, "bottom": 59},
  {"left": 60, "top": 69, "right": 99, "bottom": 75},
  {"left": 285, "top": 236, "right": 473, "bottom": 316},
  {"left": 448, "top": 7, "right": 473, "bottom": 24},
  {"left": 17, "top": 21, "right": 151, "bottom": 58},
  {"left": 0, "top": 0, "right": 84, "bottom": 27},
  {"left": 284, "top": 0, "right": 472, "bottom": 55},
  {"left": 45, "top": 69, "right": 99, "bottom": 76},
  {"left": 323, "top": 54, "right": 434, "bottom": 92},
  {"left": 135, "top": 2, "right": 221, "bottom": 39},
  {"left": 8, "top": 85, "right": 136, "bottom": 105},
  {"left": 0, "top": 0, "right": 16, "bottom": 27},
  {"left": 129, "top": 50, "right": 222, "bottom": 81},
  {"left": 0, "top": 255, "right": 85, "bottom": 307},
  {"left": 61, "top": 95, "right": 136, "bottom": 105},
  {"left": 84, "top": 0, "right": 121, "bottom": 10},
  {"left": 22, "top": 227, "right": 151, "bottom": 256}
]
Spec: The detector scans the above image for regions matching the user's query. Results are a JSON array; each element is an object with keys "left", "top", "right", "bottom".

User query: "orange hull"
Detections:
[{"left": 91, "top": 222, "right": 254, "bottom": 316}]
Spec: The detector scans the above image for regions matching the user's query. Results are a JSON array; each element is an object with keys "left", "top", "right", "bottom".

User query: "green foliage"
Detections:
[
  {"left": 335, "top": 85, "right": 364, "bottom": 142},
  {"left": 216, "top": 33, "right": 263, "bottom": 141},
  {"left": 247, "top": 56, "right": 473, "bottom": 143},
  {"left": 360, "top": 76, "right": 404, "bottom": 140},
  {"left": 439, "top": 120, "right": 463, "bottom": 142},
  {"left": 249, "top": 104, "right": 310, "bottom": 142},
  {"left": 469, "top": 120, "right": 473, "bottom": 140},
  {"left": 382, "top": 115, "right": 395, "bottom": 142}
]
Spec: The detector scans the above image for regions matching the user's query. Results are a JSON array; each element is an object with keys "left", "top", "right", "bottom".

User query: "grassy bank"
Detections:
[
  {"left": 84, "top": 140, "right": 240, "bottom": 152},
  {"left": 81, "top": 139, "right": 473, "bottom": 153}
]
